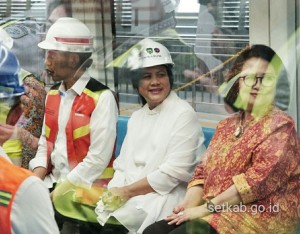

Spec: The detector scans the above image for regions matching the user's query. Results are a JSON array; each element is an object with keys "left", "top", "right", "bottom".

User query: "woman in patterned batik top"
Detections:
[{"left": 144, "top": 44, "right": 300, "bottom": 234}]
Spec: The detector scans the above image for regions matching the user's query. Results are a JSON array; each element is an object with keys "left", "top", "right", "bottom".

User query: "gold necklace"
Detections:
[{"left": 234, "top": 112, "right": 246, "bottom": 138}]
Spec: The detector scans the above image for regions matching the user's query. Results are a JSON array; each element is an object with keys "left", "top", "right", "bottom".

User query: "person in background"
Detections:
[
  {"left": 0, "top": 18, "right": 44, "bottom": 78},
  {"left": 0, "top": 23, "right": 47, "bottom": 169},
  {"left": 29, "top": 17, "right": 118, "bottom": 233},
  {"left": 96, "top": 38, "right": 205, "bottom": 234},
  {"left": 46, "top": 0, "right": 72, "bottom": 28},
  {"left": 0, "top": 43, "right": 59, "bottom": 234},
  {"left": 181, "top": 56, "right": 217, "bottom": 93},
  {"left": 143, "top": 44, "right": 300, "bottom": 234}
]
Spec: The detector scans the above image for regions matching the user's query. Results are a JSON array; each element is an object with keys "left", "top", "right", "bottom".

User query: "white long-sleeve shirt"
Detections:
[
  {"left": 96, "top": 91, "right": 206, "bottom": 233},
  {"left": 29, "top": 73, "right": 118, "bottom": 188},
  {"left": 11, "top": 175, "right": 60, "bottom": 234},
  {"left": 0, "top": 153, "right": 59, "bottom": 234}
]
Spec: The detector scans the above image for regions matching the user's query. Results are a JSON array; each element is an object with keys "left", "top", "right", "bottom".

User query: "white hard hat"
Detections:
[
  {"left": 38, "top": 17, "right": 93, "bottom": 53},
  {"left": 127, "top": 38, "right": 174, "bottom": 70}
]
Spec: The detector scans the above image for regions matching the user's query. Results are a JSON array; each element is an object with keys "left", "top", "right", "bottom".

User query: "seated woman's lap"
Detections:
[
  {"left": 143, "top": 219, "right": 179, "bottom": 234},
  {"left": 143, "top": 219, "right": 217, "bottom": 234}
]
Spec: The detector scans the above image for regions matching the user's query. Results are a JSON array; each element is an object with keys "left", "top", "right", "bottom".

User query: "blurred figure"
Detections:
[
  {"left": 143, "top": 44, "right": 300, "bottom": 234},
  {"left": 29, "top": 17, "right": 118, "bottom": 233},
  {"left": 131, "top": 0, "right": 179, "bottom": 36},
  {"left": 0, "top": 20, "right": 44, "bottom": 91},
  {"left": 48, "top": 0, "right": 72, "bottom": 21},
  {"left": 211, "top": 27, "right": 236, "bottom": 64},
  {"left": 0, "top": 27, "right": 46, "bottom": 168},
  {"left": 0, "top": 43, "right": 59, "bottom": 234},
  {"left": 46, "top": 0, "right": 72, "bottom": 27},
  {"left": 1, "top": 18, "right": 44, "bottom": 78},
  {"left": 194, "top": 0, "right": 220, "bottom": 70},
  {"left": 180, "top": 56, "right": 217, "bottom": 93}
]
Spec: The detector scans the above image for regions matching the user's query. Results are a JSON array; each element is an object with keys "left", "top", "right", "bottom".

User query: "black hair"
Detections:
[
  {"left": 131, "top": 64, "right": 174, "bottom": 106},
  {"left": 224, "top": 44, "right": 290, "bottom": 111},
  {"left": 78, "top": 53, "right": 93, "bottom": 70}
]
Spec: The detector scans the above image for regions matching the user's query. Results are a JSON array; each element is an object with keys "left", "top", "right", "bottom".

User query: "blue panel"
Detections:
[
  {"left": 115, "top": 116, "right": 129, "bottom": 156},
  {"left": 202, "top": 127, "right": 215, "bottom": 148}
]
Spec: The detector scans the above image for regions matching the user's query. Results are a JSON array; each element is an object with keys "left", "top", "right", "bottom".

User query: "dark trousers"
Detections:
[
  {"left": 99, "top": 223, "right": 129, "bottom": 234},
  {"left": 143, "top": 219, "right": 218, "bottom": 234},
  {"left": 54, "top": 207, "right": 103, "bottom": 234},
  {"left": 50, "top": 185, "right": 103, "bottom": 234},
  {"left": 55, "top": 211, "right": 129, "bottom": 234}
]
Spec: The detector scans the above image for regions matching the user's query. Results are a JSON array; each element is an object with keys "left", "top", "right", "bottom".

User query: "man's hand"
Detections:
[
  {"left": 100, "top": 187, "right": 129, "bottom": 211},
  {"left": 32, "top": 166, "right": 47, "bottom": 180},
  {"left": 0, "top": 124, "right": 18, "bottom": 145}
]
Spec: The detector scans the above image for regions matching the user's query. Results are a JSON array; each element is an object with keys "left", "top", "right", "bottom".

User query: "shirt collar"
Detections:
[
  {"left": 144, "top": 91, "right": 174, "bottom": 115},
  {"left": 58, "top": 71, "right": 90, "bottom": 95},
  {"left": 145, "top": 104, "right": 162, "bottom": 115}
]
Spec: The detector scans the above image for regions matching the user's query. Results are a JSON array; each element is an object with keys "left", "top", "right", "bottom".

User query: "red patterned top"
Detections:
[{"left": 189, "top": 107, "right": 300, "bottom": 234}]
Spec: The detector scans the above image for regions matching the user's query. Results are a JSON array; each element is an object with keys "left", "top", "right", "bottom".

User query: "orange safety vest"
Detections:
[
  {"left": 44, "top": 78, "right": 115, "bottom": 176},
  {"left": 0, "top": 157, "right": 32, "bottom": 234}
]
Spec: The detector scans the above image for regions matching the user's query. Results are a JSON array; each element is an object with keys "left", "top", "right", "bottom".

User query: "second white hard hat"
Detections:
[{"left": 127, "top": 38, "right": 174, "bottom": 70}]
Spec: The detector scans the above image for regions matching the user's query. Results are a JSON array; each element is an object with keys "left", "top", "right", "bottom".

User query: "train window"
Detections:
[
  {"left": 0, "top": 1, "right": 46, "bottom": 22},
  {"left": 114, "top": 0, "right": 250, "bottom": 124},
  {"left": 0, "top": 0, "right": 299, "bottom": 129}
]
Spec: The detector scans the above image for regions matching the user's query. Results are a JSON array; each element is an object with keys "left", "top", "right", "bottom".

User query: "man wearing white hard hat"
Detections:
[
  {"left": 95, "top": 38, "right": 205, "bottom": 234},
  {"left": 0, "top": 43, "right": 59, "bottom": 234},
  {"left": 29, "top": 17, "right": 118, "bottom": 233}
]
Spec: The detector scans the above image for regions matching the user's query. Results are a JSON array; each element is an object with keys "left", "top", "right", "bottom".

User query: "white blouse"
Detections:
[{"left": 96, "top": 91, "right": 206, "bottom": 233}]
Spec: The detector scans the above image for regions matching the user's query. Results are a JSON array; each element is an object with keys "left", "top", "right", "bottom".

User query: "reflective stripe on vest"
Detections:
[{"left": 0, "top": 157, "right": 32, "bottom": 234}]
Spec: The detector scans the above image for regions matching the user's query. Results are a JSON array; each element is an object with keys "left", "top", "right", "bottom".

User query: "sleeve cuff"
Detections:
[
  {"left": 232, "top": 173, "right": 255, "bottom": 204},
  {"left": 29, "top": 156, "right": 47, "bottom": 171},
  {"left": 187, "top": 179, "right": 204, "bottom": 189}
]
